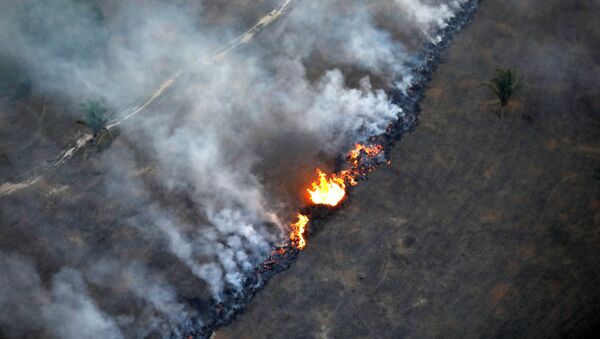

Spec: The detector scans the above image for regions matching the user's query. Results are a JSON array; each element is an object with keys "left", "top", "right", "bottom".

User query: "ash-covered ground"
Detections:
[{"left": 0, "top": 1, "right": 477, "bottom": 338}]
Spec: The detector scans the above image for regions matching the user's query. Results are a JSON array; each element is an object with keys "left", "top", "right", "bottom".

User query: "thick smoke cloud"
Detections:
[{"left": 0, "top": 0, "right": 467, "bottom": 337}]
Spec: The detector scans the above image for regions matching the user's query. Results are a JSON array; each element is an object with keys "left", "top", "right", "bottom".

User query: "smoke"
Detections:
[
  {"left": 41, "top": 268, "right": 124, "bottom": 339},
  {"left": 0, "top": 253, "right": 123, "bottom": 339},
  {"left": 394, "top": 0, "right": 457, "bottom": 34},
  {"left": 87, "top": 258, "right": 194, "bottom": 337},
  {"left": 0, "top": 0, "right": 468, "bottom": 336}
]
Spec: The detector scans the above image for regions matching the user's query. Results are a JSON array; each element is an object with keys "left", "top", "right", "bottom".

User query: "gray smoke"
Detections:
[
  {"left": 0, "top": 0, "right": 467, "bottom": 337},
  {"left": 0, "top": 253, "right": 123, "bottom": 339}
]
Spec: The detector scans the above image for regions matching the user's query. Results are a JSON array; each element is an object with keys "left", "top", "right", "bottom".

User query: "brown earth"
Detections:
[{"left": 217, "top": 0, "right": 600, "bottom": 338}]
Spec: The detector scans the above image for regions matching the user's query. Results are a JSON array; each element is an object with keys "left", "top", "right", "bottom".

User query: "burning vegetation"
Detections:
[
  {"left": 290, "top": 214, "right": 309, "bottom": 249},
  {"left": 187, "top": 0, "right": 480, "bottom": 331},
  {"left": 307, "top": 169, "right": 346, "bottom": 207},
  {"left": 288, "top": 142, "right": 387, "bottom": 251},
  {"left": 192, "top": 141, "right": 391, "bottom": 335}
]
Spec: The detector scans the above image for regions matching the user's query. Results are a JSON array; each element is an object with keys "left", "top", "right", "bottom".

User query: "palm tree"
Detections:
[
  {"left": 76, "top": 98, "right": 116, "bottom": 151},
  {"left": 484, "top": 69, "right": 522, "bottom": 106},
  {"left": 76, "top": 99, "right": 111, "bottom": 135}
]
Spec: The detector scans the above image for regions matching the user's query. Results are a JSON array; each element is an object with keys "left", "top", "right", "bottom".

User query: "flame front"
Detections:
[
  {"left": 307, "top": 169, "right": 347, "bottom": 206},
  {"left": 289, "top": 143, "right": 386, "bottom": 250},
  {"left": 290, "top": 213, "right": 309, "bottom": 249}
]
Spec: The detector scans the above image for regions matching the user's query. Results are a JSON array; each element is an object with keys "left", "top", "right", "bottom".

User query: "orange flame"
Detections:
[
  {"left": 307, "top": 169, "right": 346, "bottom": 206},
  {"left": 290, "top": 213, "right": 309, "bottom": 249},
  {"left": 289, "top": 143, "right": 385, "bottom": 250},
  {"left": 337, "top": 169, "right": 357, "bottom": 186},
  {"left": 348, "top": 143, "right": 384, "bottom": 165},
  {"left": 341, "top": 143, "right": 385, "bottom": 186}
]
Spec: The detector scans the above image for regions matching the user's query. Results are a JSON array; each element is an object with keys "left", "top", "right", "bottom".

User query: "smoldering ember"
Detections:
[{"left": 1, "top": 0, "right": 600, "bottom": 338}]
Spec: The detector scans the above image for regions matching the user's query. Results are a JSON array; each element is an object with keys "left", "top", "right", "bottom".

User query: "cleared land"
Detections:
[{"left": 217, "top": 0, "right": 600, "bottom": 337}]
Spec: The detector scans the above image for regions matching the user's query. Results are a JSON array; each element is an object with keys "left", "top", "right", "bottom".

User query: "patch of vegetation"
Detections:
[
  {"left": 76, "top": 98, "right": 118, "bottom": 152},
  {"left": 484, "top": 69, "right": 522, "bottom": 107},
  {"left": 77, "top": 99, "right": 111, "bottom": 134}
]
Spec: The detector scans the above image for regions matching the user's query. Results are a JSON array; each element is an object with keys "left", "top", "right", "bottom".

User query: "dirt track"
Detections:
[{"left": 217, "top": 0, "right": 600, "bottom": 337}]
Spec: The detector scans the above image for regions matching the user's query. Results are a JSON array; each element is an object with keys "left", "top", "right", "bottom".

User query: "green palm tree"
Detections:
[
  {"left": 76, "top": 99, "right": 111, "bottom": 135},
  {"left": 484, "top": 69, "right": 522, "bottom": 106},
  {"left": 76, "top": 98, "right": 117, "bottom": 152}
]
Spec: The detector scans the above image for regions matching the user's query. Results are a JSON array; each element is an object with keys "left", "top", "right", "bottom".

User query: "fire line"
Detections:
[{"left": 288, "top": 142, "right": 386, "bottom": 250}]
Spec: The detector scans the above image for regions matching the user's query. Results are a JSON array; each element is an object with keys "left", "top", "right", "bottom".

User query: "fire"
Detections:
[
  {"left": 307, "top": 169, "right": 347, "bottom": 206},
  {"left": 288, "top": 143, "right": 385, "bottom": 250},
  {"left": 340, "top": 143, "right": 385, "bottom": 186},
  {"left": 347, "top": 143, "right": 384, "bottom": 167},
  {"left": 290, "top": 213, "right": 309, "bottom": 249}
]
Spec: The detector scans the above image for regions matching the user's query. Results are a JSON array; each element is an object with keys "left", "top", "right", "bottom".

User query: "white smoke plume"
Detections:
[{"left": 0, "top": 0, "right": 469, "bottom": 336}]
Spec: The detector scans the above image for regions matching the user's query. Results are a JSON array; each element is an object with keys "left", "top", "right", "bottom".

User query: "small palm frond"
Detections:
[{"left": 484, "top": 68, "right": 523, "bottom": 106}]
